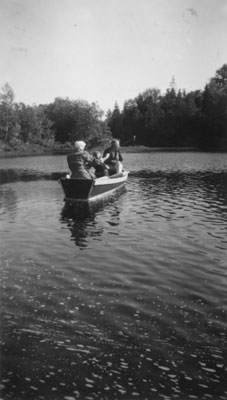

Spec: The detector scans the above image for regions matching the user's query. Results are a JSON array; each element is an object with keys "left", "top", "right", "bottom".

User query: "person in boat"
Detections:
[
  {"left": 103, "top": 139, "right": 123, "bottom": 175},
  {"left": 67, "top": 141, "right": 95, "bottom": 179},
  {"left": 92, "top": 151, "right": 110, "bottom": 177}
]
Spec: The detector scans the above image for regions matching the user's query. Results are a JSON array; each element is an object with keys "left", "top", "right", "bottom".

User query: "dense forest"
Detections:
[
  {"left": 107, "top": 64, "right": 227, "bottom": 149},
  {"left": 0, "top": 64, "right": 227, "bottom": 153},
  {"left": 0, "top": 86, "right": 110, "bottom": 153}
]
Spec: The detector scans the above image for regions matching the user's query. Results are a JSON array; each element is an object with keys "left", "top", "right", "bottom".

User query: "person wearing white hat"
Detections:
[{"left": 67, "top": 141, "right": 95, "bottom": 179}]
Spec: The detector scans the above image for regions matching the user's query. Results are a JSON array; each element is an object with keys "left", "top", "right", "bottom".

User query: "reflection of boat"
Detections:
[
  {"left": 60, "top": 193, "right": 122, "bottom": 248},
  {"left": 60, "top": 202, "right": 103, "bottom": 248},
  {"left": 60, "top": 170, "right": 128, "bottom": 202},
  {"left": 61, "top": 200, "right": 102, "bottom": 220}
]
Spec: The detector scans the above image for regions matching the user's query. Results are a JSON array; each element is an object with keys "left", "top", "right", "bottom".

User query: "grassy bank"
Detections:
[
  {"left": 0, "top": 140, "right": 72, "bottom": 158},
  {"left": 1, "top": 140, "right": 225, "bottom": 158},
  {"left": 0, "top": 146, "right": 198, "bottom": 158}
]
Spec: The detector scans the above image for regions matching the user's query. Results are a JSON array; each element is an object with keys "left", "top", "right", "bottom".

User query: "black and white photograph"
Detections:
[{"left": 0, "top": 1, "right": 227, "bottom": 399}]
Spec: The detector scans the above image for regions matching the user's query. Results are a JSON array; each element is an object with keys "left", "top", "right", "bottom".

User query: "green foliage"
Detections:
[
  {"left": 106, "top": 65, "right": 227, "bottom": 149},
  {"left": 45, "top": 98, "right": 105, "bottom": 145},
  {"left": 106, "top": 102, "right": 123, "bottom": 141},
  {"left": 1, "top": 64, "right": 227, "bottom": 153},
  {"left": 209, "top": 64, "right": 227, "bottom": 93},
  {"left": 0, "top": 88, "right": 107, "bottom": 150},
  {"left": 0, "top": 83, "right": 17, "bottom": 141},
  {"left": 201, "top": 82, "right": 227, "bottom": 147}
]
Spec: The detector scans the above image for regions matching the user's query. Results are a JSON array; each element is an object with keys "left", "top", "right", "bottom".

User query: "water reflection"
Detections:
[
  {"left": 130, "top": 170, "right": 227, "bottom": 214},
  {"left": 1, "top": 154, "right": 227, "bottom": 399},
  {"left": 0, "top": 168, "right": 65, "bottom": 185},
  {"left": 0, "top": 186, "right": 18, "bottom": 218},
  {"left": 60, "top": 201, "right": 104, "bottom": 248},
  {"left": 60, "top": 189, "right": 125, "bottom": 248}
]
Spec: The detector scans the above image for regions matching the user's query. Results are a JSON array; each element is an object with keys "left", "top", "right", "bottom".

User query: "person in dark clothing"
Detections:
[
  {"left": 103, "top": 139, "right": 123, "bottom": 175},
  {"left": 67, "top": 141, "right": 95, "bottom": 179},
  {"left": 92, "top": 151, "right": 109, "bottom": 177}
]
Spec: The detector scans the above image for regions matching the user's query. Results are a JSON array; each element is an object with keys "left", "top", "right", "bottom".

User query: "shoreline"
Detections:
[{"left": 0, "top": 145, "right": 226, "bottom": 159}]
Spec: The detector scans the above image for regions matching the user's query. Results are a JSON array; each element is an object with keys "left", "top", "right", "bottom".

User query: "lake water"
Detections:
[{"left": 0, "top": 152, "right": 227, "bottom": 400}]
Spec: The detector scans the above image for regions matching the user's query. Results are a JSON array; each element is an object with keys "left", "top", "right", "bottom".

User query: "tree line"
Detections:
[
  {"left": 107, "top": 64, "right": 227, "bottom": 149},
  {"left": 0, "top": 64, "right": 227, "bottom": 151},
  {"left": 0, "top": 86, "right": 110, "bottom": 151}
]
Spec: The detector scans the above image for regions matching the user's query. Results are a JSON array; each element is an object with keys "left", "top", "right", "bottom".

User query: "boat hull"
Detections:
[{"left": 60, "top": 171, "right": 128, "bottom": 202}]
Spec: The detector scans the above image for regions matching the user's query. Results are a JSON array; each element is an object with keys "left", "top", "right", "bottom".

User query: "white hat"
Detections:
[{"left": 74, "top": 141, "right": 86, "bottom": 151}]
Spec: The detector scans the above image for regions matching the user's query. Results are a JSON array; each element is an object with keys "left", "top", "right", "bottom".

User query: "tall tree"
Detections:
[
  {"left": 201, "top": 83, "right": 227, "bottom": 147},
  {"left": 107, "top": 102, "right": 123, "bottom": 140},
  {"left": 209, "top": 64, "right": 227, "bottom": 93},
  {"left": 0, "top": 83, "right": 16, "bottom": 140},
  {"left": 122, "top": 99, "right": 140, "bottom": 145},
  {"left": 46, "top": 98, "right": 105, "bottom": 144}
]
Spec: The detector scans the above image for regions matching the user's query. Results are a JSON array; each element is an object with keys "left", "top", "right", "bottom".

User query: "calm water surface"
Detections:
[{"left": 0, "top": 152, "right": 227, "bottom": 400}]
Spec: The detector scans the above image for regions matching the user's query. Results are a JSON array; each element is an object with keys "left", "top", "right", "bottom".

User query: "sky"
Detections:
[{"left": 0, "top": 0, "right": 227, "bottom": 113}]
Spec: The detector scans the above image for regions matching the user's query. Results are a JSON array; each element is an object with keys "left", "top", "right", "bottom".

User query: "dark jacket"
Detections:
[
  {"left": 103, "top": 147, "right": 123, "bottom": 165},
  {"left": 67, "top": 151, "right": 93, "bottom": 179},
  {"left": 92, "top": 158, "right": 109, "bottom": 177}
]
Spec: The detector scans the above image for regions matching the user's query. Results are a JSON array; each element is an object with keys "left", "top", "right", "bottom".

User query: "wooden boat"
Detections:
[{"left": 60, "top": 170, "right": 128, "bottom": 202}]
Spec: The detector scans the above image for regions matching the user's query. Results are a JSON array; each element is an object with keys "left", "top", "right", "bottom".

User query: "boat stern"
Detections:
[{"left": 60, "top": 178, "right": 94, "bottom": 201}]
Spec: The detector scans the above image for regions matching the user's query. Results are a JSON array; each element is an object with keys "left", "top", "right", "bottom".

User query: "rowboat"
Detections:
[{"left": 60, "top": 170, "right": 128, "bottom": 202}]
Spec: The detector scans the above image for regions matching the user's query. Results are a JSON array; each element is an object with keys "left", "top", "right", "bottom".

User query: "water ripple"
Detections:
[
  {"left": 1, "top": 153, "right": 227, "bottom": 399},
  {"left": 0, "top": 168, "right": 66, "bottom": 184}
]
